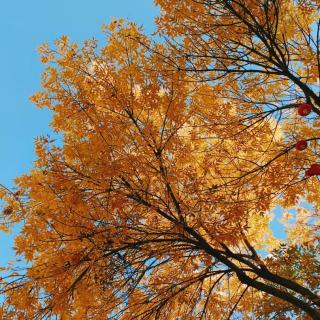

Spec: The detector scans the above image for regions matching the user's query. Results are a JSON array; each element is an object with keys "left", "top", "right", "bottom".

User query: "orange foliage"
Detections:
[{"left": 0, "top": 1, "right": 320, "bottom": 318}]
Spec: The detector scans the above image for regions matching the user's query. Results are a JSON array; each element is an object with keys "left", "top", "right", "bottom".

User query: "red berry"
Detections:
[
  {"left": 306, "top": 169, "right": 312, "bottom": 176},
  {"left": 310, "top": 163, "right": 320, "bottom": 173},
  {"left": 297, "top": 103, "right": 312, "bottom": 116},
  {"left": 295, "top": 140, "right": 308, "bottom": 151},
  {"left": 306, "top": 163, "right": 320, "bottom": 176}
]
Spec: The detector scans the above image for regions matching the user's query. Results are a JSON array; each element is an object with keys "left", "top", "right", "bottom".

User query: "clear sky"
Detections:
[{"left": 0, "top": 0, "right": 159, "bottom": 266}]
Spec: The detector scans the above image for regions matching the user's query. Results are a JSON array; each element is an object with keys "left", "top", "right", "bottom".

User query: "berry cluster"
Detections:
[{"left": 295, "top": 103, "right": 319, "bottom": 177}]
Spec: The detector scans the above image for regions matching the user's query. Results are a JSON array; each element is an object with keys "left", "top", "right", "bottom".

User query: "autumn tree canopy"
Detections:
[{"left": 0, "top": 1, "right": 320, "bottom": 319}]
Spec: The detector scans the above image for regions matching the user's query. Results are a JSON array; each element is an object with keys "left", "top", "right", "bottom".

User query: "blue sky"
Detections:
[{"left": 0, "top": 0, "right": 159, "bottom": 266}]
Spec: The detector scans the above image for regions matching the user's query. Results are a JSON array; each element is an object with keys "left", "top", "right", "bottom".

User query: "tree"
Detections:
[
  {"left": 154, "top": 0, "right": 320, "bottom": 176},
  {"left": 0, "top": 3, "right": 319, "bottom": 319}
]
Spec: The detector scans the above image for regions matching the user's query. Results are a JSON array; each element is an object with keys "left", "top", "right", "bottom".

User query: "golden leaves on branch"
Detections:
[{"left": 0, "top": 10, "right": 320, "bottom": 319}]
